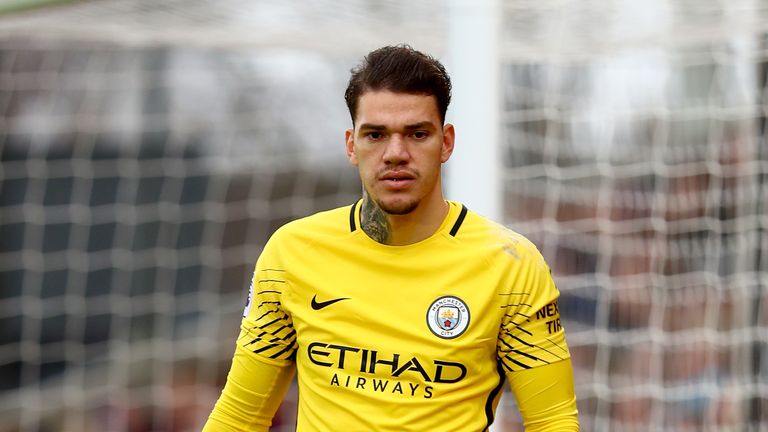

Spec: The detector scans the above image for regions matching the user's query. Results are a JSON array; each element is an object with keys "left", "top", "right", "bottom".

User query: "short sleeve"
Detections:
[{"left": 497, "top": 245, "right": 570, "bottom": 372}]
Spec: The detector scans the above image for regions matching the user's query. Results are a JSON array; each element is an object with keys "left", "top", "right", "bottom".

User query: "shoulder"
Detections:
[
  {"left": 452, "top": 203, "right": 545, "bottom": 265},
  {"left": 270, "top": 203, "right": 355, "bottom": 246}
]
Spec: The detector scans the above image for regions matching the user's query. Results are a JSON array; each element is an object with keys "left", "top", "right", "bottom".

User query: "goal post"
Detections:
[{"left": 445, "top": 0, "right": 502, "bottom": 222}]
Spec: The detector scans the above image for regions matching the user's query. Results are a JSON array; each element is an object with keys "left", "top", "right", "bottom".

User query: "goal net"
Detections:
[
  {"left": 498, "top": 1, "right": 768, "bottom": 431},
  {"left": 0, "top": 1, "right": 766, "bottom": 431}
]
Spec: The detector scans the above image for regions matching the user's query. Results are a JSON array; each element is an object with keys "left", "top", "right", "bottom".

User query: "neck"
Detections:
[{"left": 360, "top": 194, "right": 449, "bottom": 246}]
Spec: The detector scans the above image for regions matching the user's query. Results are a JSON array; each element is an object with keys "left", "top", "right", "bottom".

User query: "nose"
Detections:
[{"left": 382, "top": 133, "right": 410, "bottom": 165}]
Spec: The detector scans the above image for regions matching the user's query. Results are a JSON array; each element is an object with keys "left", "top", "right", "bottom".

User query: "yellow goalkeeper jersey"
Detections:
[{"left": 238, "top": 200, "right": 571, "bottom": 431}]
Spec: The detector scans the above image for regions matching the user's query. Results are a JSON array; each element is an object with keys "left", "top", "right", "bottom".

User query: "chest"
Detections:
[{"left": 281, "top": 246, "right": 507, "bottom": 364}]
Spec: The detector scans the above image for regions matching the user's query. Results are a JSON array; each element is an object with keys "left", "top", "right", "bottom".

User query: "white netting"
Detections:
[
  {"left": 0, "top": 1, "right": 766, "bottom": 431},
  {"left": 498, "top": 1, "right": 768, "bottom": 431},
  {"left": 0, "top": 0, "right": 446, "bottom": 53}
]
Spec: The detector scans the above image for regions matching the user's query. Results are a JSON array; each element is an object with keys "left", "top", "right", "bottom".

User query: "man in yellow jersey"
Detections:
[{"left": 204, "top": 45, "right": 579, "bottom": 431}]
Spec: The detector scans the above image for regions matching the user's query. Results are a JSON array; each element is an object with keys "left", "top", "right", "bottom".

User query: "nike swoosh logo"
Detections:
[{"left": 311, "top": 295, "right": 349, "bottom": 310}]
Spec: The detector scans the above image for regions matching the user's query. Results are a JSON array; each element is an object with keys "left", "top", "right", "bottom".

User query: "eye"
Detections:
[
  {"left": 366, "top": 132, "right": 384, "bottom": 140},
  {"left": 412, "top": 131, "right": 429, "bottom": 140}
]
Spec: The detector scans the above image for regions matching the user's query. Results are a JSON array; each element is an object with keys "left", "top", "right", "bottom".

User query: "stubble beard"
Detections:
[
  {"left": 364, "top": 187, "right": 419, "bottom": 216},
  {"left": 377, "top": 197, "right": 419, "bottom": 216}
]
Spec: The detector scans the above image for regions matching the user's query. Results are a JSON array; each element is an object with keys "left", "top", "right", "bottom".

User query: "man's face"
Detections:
[{"left": 345, "top": 90, "right": 454, "bottom": 215}]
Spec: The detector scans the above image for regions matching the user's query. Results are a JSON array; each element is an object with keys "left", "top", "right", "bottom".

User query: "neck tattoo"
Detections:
[{"left": 361, "top": 195, "right": 392, "bottom": 245}]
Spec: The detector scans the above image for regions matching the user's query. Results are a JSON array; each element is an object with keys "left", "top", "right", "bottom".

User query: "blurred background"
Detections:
[{"left": 0, "top": 0, "right": 766, "bottom": 431}]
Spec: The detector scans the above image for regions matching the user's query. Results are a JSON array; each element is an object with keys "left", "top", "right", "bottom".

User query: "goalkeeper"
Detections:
[{"left": 204, "top": 44, "right": 579, "bottom": 431}]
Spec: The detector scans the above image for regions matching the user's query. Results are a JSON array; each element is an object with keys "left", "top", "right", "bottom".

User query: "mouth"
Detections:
[
  {"left": 379, "top": 171, "right": 416, "bottom": 188},
  {"left": 380, "top": 169, "right": 416, "bottom": 180}
]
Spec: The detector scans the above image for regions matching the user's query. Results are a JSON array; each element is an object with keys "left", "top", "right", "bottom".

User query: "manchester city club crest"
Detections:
[{"left": 426, "top": 296, "right": 470, "bottom": 339}]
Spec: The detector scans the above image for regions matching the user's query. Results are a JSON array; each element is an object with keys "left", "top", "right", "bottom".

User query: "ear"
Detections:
[
  {"left": 440, "top": 123, "right": 455, "bottom": 163},
  {"left": 345, "top": 128, "right": 358, "bottom": 166}
]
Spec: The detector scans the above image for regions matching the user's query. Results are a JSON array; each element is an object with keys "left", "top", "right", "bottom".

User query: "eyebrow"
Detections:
[
  {"left": 358, "top": 123, "right": 387, "bottom": 132},
  {"left": 358, "top": 122, "right": 436, "bottom": 132},
  {"left": 403, "top": 122, "right": 435, "bottom": 131}
]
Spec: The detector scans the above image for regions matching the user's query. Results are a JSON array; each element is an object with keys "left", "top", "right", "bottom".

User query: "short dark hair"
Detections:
[{"left": 344, "top": 44, "right": 452, "bottom": 125}]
